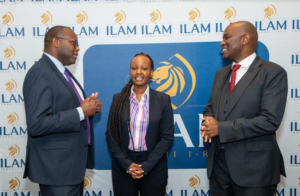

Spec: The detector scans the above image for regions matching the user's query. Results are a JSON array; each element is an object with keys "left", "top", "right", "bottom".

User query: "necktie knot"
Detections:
[
  {"left": 229, "top": 64, "right": 241, "bottom": 94},
  {"left": 232, "top": 64, "right": 241, "bottom": 72}
]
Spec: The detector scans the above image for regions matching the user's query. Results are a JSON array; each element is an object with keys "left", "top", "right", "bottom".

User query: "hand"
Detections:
[
  {"left": 128, "top": 163, "right": 144, "bottom": 179},
  {"left": 200, "top": 116, "right": 219, "bottom": 143},
  {"left": 80, "top": 92, "right": 102, "bottom": 117}
]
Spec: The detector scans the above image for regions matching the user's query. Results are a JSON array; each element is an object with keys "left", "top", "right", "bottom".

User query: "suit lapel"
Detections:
[
  {"left": 123, "top": 99, "right": 130, "bottom": 147},
  {"left": 225, "top": 56, "right": 262, "bottom": 119},
  {"left": 42, "top": 54, "right": 80, "bottom": 105},
  {"left": 215, "top": 66, "right": 231, "bottom": 119},
  {"left": 67, "top": 69, "right": 87, "bottom": 99},
  {"left": 148, "top": 88, "right": 155, "bottom": 130}
]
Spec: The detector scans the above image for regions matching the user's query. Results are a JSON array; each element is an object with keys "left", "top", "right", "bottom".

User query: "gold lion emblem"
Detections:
[
  {"left": 151, "top": 62, "right": 185, "bottom": 98},
  {"left": 7, "top": 112, "right": 19, "bottom": 126},
  {"left": 224, "top": 7, "right": 236, "bottom": 21},
  {"left": 2, "top": 12, "right": 14, "bottom": 26},
  {"left": 76, "top": 11, "right": 88, "bottom": 25},
  {"left": 189, "top": 175, "right": 200, "bottom": 189},
  {"left": 84, "top": 176, "right": 92, "bottom": 190},
  {"left": 151, "top": 54, "right": 196, "bottom": 110},
  {"left": 9, "top": 177, "right": 20, "bottom": 191},
  {"left": 150, "top": 9, "right": 161, "bottom": 24},
  {"left": 4, "top": 46, "right": 16, "bottom": 60},
  {"left": 115, "top": 10, "right": 126, "bottom": 25},
  {"left": 5, "top": 79, "right": 17, "bottom": 93},
  {"left": 264, "top": 4, "right": 276, "bottom": 20},
  {"left": 8, "top": 144, "right": 20, "bottom": 158},
  {"left": 189, "top": 8, "right": 200, "bottom": 23},
  {"left": 41, "top": 11, "right": 53, "bottom": 26}
]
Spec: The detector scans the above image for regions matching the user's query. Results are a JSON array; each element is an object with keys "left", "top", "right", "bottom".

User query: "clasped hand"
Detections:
[
  {"left": 128, "top": 163, "right": 144, "bottom": 179},
  {"left": 200, "top": 116, "right": 219, "bottom": 143},
  {"left": 80, "top": 92, "right": 102, "bottom": 117}
]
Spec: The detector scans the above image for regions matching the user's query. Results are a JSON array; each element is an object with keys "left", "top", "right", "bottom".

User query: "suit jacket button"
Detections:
[
  {"left": 223, "top": 111, "right": 226, "bottom": 114},
  {"left": 84, "top": 126, "right": 87, "bottom": 129},
  {"left": 225, "top": 101, "right": 228, "bottom": 104}
]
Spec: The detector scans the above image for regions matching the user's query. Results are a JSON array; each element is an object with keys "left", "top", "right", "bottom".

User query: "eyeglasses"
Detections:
[{"left": 56, "top": 37, "right": 79, "bottom": 48}]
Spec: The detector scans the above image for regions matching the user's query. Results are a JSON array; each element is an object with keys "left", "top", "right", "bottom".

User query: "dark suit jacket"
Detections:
[
  {"left": 203, "top": 56, "right": 287, "bottom": 187},
  {"left": 23, "top": 54, "right": 94, "bottom": 186},
  {"left": 106, "top": 89, "right": 174, "bottom": 175}
]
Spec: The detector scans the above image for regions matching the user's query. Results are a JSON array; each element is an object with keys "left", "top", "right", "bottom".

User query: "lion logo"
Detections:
[
  {"left": 151, "top": 53, "right": 196, "bottom": 110},
  {"left": 2, "top": 12, "right": 14, "bottom": 26},
  {"left": 84, "top": 176, "right": 92, "bottom": 190},
  {"left": 4, "top": 46, "right": 16, "bottom": 60},
  {"left": 115, "top": 10, "right": 126, "bottom": 25},
  {"left": 189, "top": 8, "right": 200, "bottom": 23},
  {"left": 224, "top": 6, "right": 236, "bottom": 21},
  {"left": 189, "top": 175, "right": 200, "bottom": 189},
  {"left": 150, "top": 9, "right": 162, "bottom": 24},
  {"left": 76, "top": 11, "right": 88, "bottom": 25},
  {"left": 8, "top": 112, "right": 19, "bottom": 126},
  {"left": 264, "top": 4, "right": 277, "bottom": 20},
  {"left": 8, "top": 144, "right": 20, "bottom": 158},
  {"left": 41, "top": 11, "right": 53, "bottom": 26},
  {"left": 5, "top": 79, "right": 17, "bottom": 93},
  {"left": 9, "top": 177, "right": 20, "bottom": 191}
]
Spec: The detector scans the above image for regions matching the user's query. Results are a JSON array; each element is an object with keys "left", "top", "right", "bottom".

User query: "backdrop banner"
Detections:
[{"left": 0, "top": 1, "right": 299, "bottom": 195}]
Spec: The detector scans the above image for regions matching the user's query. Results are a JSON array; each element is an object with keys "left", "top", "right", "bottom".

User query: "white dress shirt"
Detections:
[
  {"left": 44, "top": 53, "right": 85, "bottom": 121},
  {"left": 230, "top": 52, "right": 257, "bottom": 85}
]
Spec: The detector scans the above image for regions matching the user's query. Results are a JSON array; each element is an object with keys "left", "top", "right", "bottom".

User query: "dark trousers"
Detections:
[
  {"left": 210, "top": 150, "right": 277, "bottom": 196},
  {"left": 112, "top": 151, "right": 167, "bottom": 196},
  {"left": 39, "top": 181, "right": 83, "bottom": 196}
]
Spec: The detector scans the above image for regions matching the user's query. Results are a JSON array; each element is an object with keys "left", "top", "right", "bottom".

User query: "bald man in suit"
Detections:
[{"left": 201, "top": 21, "right": 287, "bottom": 196}]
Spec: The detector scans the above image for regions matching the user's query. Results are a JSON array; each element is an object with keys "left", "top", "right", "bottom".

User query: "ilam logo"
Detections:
[
  {"left": 181, "top": 8, "right": 210, "bottom": 35},
  {"left": 150, "top": 9, "right": 162, "bottom": 24},
  {"left": 264, "top": 4, "right": 277, "bottom": 20},
  {"left": 115, "top": 10, "right": 126, "bottom": 25},
  {"left": 106, "top": 10, "right": 136, "bottom": 36},
  {"left": 9, "top": 144, "right": 20, "bottom": 158},
  {"left": 4, "top": 46, "right": 16, "bottom": 60},
  {"left": 76, "top": 11, "right": 88, "bottom": 25},
  {"left": 215, "top": 7, "right": 236, "bottom": 33},
  {"left": 224, "top": 6, "right": 236, "bottom": 21},
  {"left": 2, "top": 12, "right": 14, "bottom": 26},
  {"left": 255, "top": 4, "right": 286, "bottom": 32},
  {"left": 189, "top": 8, "right": 200, "bottom": 23},
  {"left": 69, "top": 11, "right": 98, "bottom": 37},
  {"left": 84, "top": 176, "right": 92, "bottom": 190},
  {"left": 189, "top": 175, "right": 200, "bottom": 189},
  {"left": 8, "top": 112, "right": 19, "bottom": 126},
  {"left": 9, "top": 177, "right": 20, "bottom": 191},
  {"left": 142, "top": 9, "right": 172, "bottom": 36},
  {"left": 41, "top": 11, "right": 53, "bottom": 26},
  {"left": 0, "top": 46, "right": 27, "bottom": 71},
  {"left": 5, "top": 79, "right": 17, "bottom": 93},
  {"left": 0, "top": 12, "right": 25, "bottom": 38},
  {"left": 1, "top": 79, "right": 24, "bottom": 105},
  {"left": 151, "top": 53, "right": 196, "bottom": 110}
]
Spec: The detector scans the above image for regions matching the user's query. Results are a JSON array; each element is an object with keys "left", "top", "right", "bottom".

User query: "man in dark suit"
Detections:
[
  {"left": 23, "top": 26, "right": 102, "bottom": 196},
  {"left": 201, "top": 21, "right": 287, "bottom": 196}
]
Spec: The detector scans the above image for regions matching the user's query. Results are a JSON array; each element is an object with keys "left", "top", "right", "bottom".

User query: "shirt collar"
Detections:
[
  {"left": 130, "top": 85, "right": 150, "bottom": 100},
  {"left": 44, "top": 52, "right": 66, "bottom": 75},
  {"left": 232, "top": 52, "right": 257, "bottom": 69}
]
